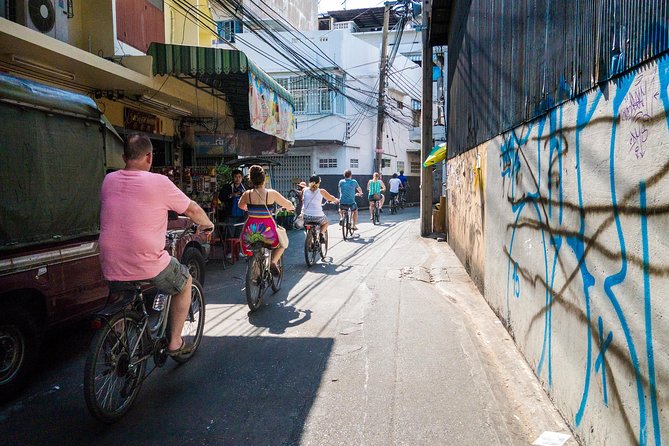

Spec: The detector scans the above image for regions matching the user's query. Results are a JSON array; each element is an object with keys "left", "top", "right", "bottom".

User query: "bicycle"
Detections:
[
  {"left": 371, "top": 199, "right": 381, "bottom": 225},
  {"left": 245, "top": 241, "right": 283, "bottom": 311},
  {"left": 84, "top": 279, "right": 205, "bottom": 423},
  {"left": 340, "top": 204, "right": 356, "bottom": 240},
  {"left": 398, "top": 188, "right": 407, "bottom": 209},
  {"left": 390, "top": 194, "right": 398, "bottom": 215},
  {"left": 304, "top": 223, "right": 328, "bottom": 266}
]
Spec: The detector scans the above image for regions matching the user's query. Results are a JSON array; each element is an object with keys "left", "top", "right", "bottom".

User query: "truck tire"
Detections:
[
  {"left": 0, "top": 304, "right": 40, "bottom": 402},
  {"left": 181, "top": 247, "right": 206, "bottom": 286}
]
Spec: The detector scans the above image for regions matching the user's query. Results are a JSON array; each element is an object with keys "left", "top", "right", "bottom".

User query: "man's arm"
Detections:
[{"left": 183, "top": 201, "right": 214, "bottom": 232}]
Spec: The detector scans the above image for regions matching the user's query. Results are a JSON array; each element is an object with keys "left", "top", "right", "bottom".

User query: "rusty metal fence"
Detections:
[{"left": 447, "top": 0, "right": 669, "bottom": 157}]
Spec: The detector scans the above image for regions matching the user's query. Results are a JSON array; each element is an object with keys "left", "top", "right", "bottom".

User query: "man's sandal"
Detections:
[{"left": 166, "top": 339, "right": 193, "bottom": 356}]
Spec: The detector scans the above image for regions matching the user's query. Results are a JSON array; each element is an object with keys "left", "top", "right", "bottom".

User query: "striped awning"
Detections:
[{"left": 148, "top": 43, "right": 295, "bottom": 142}]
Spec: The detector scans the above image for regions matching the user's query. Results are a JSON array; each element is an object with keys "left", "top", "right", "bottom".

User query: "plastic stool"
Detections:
[{"left": 225, "top": 238, "right": 242, "bottom": 263}]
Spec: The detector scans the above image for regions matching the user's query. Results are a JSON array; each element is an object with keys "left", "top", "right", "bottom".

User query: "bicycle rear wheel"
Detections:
[
  {"left": 373, "top": 205, "right": 380, "bottom": 225},
  {"left": 84, "top": 311, "right": 147, "bottom": 423},
  {"left": 245, "top": 254, "right": 265, "bottom": 311},
  {"left": 390, "top": 198, "right": 397, "bottom": 214},
  {"left": 271, "top": 257, "right": 283, "bottom": 292},
  {"left": 171, "top": 280, "right": 205, "bottom": 364},
  {"left": 342, "top": 213, "right": 349, "bottom": 240},
  {"left": 319, "top": 231, "right": 328, "bottom": 259},
  {"left": 304, "top": 230, "right": 319, "bottom": 267}
]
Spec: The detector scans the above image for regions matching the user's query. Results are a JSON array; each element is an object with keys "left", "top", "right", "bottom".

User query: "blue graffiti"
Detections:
[
  {"left": 594, "top": 316, "right": 613, "bottom": 406},
  {"left": 512, "top": 261, "right": 520, "bottom": 298},
  {"left": 572, "top": 90, "right": 602, "bottom": 427},
  {"left": 500, "top": 57, "right": 668, "bottom": 444}
]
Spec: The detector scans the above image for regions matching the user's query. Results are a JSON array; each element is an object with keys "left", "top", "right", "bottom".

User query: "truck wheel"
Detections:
[
  {"left": 0, "top": 305, "right": 40, "bottom": 402},
  {"left": 181, "top": 247, "right": 206, "bottom": 286}
]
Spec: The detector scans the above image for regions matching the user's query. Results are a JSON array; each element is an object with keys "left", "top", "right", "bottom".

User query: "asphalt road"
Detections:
[{"left": 0, "top": 207, "right": 575, "bottom": 446}]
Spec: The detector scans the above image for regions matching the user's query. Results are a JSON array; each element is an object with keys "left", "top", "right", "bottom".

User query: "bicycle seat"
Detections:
[
  {"left": 108, "top": 280, "right": 152, "bottom": 293},
  {"left": 249, "top": 241, "right": 274, "bottom": 251}
]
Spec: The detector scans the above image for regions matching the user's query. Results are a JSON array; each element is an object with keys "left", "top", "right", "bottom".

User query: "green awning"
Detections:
[{"left": 148, "top": 43, "right": 295, "bottom": 142}]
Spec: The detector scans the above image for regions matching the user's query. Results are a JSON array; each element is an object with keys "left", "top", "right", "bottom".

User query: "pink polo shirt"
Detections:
[{"left": 99, "top": 170, "right": 192, "bottom": 281}]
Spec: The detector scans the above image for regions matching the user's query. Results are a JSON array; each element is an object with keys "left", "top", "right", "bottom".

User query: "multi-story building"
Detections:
[
  {"left": 318, "top": 6, "right": 445, "bottom": 199},
  {"left": 213, "top": 5, "right": 422, "bottom": 200}
]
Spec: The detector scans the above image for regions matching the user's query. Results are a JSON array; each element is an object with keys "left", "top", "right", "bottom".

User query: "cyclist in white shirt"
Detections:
[
  {"left": 388, "top": 173, "right": 402, "bottom": 204},
  {"left": 302, "top": 175, "right": 339, "bottom": 241}
]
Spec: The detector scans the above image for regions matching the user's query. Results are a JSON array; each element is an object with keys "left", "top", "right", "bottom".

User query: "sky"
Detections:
[{"left": 317, "top": 0, "right": 386, "bottom": 14}]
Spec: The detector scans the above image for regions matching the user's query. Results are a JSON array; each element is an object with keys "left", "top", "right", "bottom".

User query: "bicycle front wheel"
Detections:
[
  {"left": 84, "top": 311, "right": 147, "bottom": 424},
  {"left": 172, "top": 280, "right": 205, "bottom": 364},
  {"left": 246, "top": 254, "right": 265, "bottom": 311}
]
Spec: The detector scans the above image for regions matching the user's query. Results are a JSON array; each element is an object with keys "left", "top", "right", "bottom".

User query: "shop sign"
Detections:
[
  {"left": 124, "top": 107, "right": 158, "bottom": 133},
  {"left": 249, "top": 72, "right": 295, "bottom": 142},
  {"left": 194, "top": 134, "right": 236, "bottom": 155}
]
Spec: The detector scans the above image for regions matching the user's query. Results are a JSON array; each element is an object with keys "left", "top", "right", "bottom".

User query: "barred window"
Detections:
[
  {"left": 410, "top": 161, "right": 421, "bottom": 173},
  {"left": 277, "top": 74, "right": 345, "bottom": 115},
  {"left": 319, "top": 158, "right": 338, "bottom": 168},
  {"left": 396, "top": 161, "right": 405, "bottom": 172},
  {"left": 382, "top": 158, "right": 391, "bottom": 168},
  {"left": 350, "top": 158, "right": 359, "bottom": 168}
]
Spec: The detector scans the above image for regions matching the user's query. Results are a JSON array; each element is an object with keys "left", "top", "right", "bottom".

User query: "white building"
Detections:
[{"left": 217, "top": 16, "right": 422, "bottom": 197}]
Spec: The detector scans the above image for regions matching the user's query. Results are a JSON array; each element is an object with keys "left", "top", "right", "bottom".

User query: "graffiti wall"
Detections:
[
  {"left": 449, "top": 57, "right": 669, "bottom": 445},
  {"left": 447, "top": 148, "right": 486, "bottom": 291}
]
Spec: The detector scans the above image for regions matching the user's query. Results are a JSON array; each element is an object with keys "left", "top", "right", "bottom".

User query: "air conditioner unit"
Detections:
[{"left": 15, "top": 0, "right": 69, "bottom": 43}]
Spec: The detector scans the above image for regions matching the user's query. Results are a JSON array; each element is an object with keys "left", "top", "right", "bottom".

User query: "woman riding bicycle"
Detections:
[
  {"left": 302, "top": 175, "right": 339, "bottom": 240},
  {"left": 238, "top": 165, "right": 295, "bottom": 275},
  {"left": 367, "top": 172, "right": 386, "bottom": 220}
]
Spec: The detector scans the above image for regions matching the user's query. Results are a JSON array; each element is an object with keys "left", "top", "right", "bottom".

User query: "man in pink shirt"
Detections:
[{"left": 100, "top": 134, "right": 214, "bottom": 356}]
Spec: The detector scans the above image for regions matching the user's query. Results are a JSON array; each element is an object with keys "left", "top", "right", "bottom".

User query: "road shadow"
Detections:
[
  {"left": 248, "top": 302, "right": 312, "bottom": 334},
  {"left": 2, "top": 335, "right": 334, "bottom": 446}
]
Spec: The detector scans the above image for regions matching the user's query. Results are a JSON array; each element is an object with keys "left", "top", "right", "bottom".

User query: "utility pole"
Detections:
[
  {"left": 375, "top": 3, "right": 390, "bottom": 173},
  {"left": 420, "top": 0, "right": 433, "bottom": 236}
]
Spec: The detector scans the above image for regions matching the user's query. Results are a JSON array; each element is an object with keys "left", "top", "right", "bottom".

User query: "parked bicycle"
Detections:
[
  {"left": 84, "top": 225, "right": 207, "bottom": 423},
  {"left": 304, "top": 224, "right": 328, "bottom": 266},
  {"left": 245, "top": 241, "right": 283, "bottom": 311}
]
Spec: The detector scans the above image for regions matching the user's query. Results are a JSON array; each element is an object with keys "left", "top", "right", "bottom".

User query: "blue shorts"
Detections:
[{"left": 339, "top": 203, "right": 358, "bottom": 211}]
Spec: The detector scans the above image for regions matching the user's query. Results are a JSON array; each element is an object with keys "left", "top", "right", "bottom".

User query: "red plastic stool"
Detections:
[{"left": 224, "top": 238, "right": 242, "bottom": 263}]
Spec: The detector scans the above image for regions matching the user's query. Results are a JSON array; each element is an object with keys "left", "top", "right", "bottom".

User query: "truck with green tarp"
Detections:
[{"left": 0, "top": 73, "right": 124, "bottom": 400}]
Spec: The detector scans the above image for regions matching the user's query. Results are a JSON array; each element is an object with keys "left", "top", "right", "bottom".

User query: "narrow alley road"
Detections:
[{"left": 1, "top": 208, "right": 574, "bottom": 445}]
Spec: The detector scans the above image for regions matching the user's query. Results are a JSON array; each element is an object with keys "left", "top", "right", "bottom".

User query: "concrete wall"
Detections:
[
  {"left": 448, "top": 57, "right": 669, "bottom": 445},
  {"left": 447, "top": 148, "right": 486, "bottom": 291}
]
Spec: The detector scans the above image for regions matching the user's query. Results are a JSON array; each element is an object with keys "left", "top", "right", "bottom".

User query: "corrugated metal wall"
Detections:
[{"left": 447, "top": 0, "right": 669, "bottom": 157}]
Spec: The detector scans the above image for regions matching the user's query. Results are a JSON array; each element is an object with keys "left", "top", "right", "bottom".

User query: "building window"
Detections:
[
  {"left": 277, "top": 74, "right": 345, "bottom": 115},
  {"left": 411, "top": 99, "right": 421, "bottom": 110},
  {"left": 397, "top": 161, "right": 405, "bottom": 172},
  {"left": 411, "top": 161, "right": 421, "bottom": 173},
  {"left": 216, "top": 20, "right": 242, "bottom": 44},
  {"left": 319, "top": 158, "right": 338, "bottom": 168},
  {"left": 382, "top": 158, "right": 391, "bottom": 168},
  {"left": 350, "top": 158, "right": 359, "bottom": 168}
]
